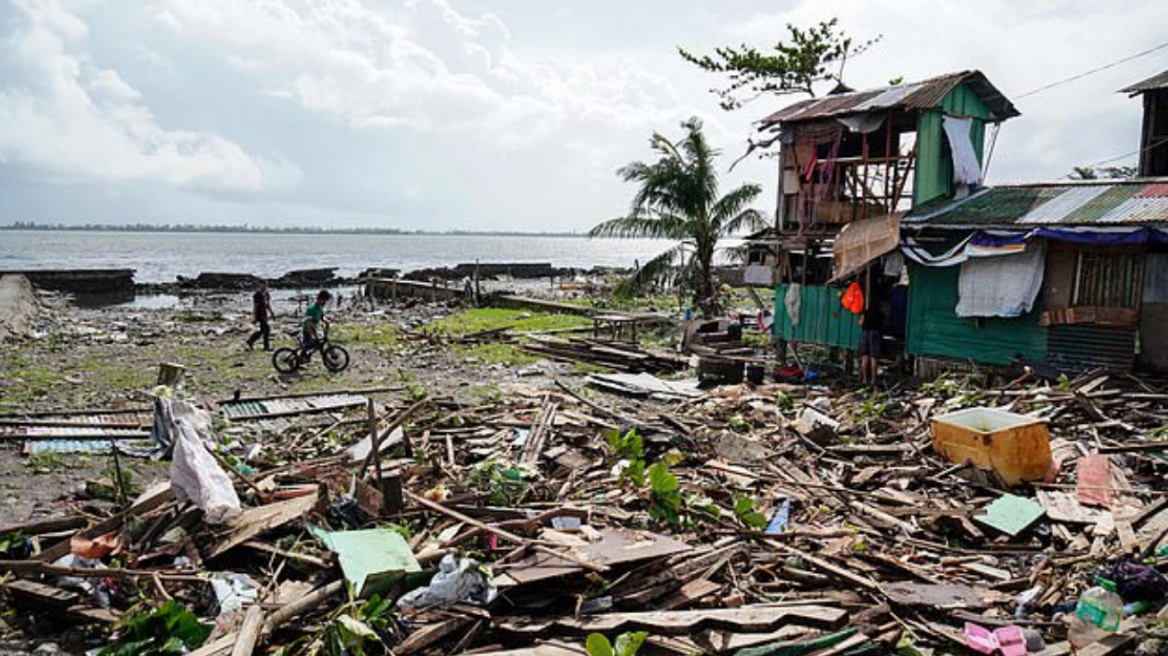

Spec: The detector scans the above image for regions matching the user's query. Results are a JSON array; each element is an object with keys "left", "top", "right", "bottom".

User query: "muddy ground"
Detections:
[{"left": 0, "top": 288, "right": 661, "bottom": 527}]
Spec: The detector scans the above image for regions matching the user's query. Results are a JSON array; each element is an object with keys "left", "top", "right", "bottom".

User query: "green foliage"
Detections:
[
  {"left": 678, "top": 19, "right": 879, "bottom": 110},
  {"left": 469, "top": 460, "right": 534, "bottom": 506},
  {"left": 622, "top": 459, "right": 647, "bottom": 488},
  {"left": 324, "top": 594, "right": 397, "bottom": 656},
  {"left": 429, "top": 308, "right": 591, "bottom": 336},
  {"left": 99, "top": 600, "right": 210, "bottom": 656},
  {"left": 0, "top": 532, "right": 30, "bottom": 558},
  {"left": 607, "top": 428, "right": 649, "bottom": 488},
  {"left": 774, "top": 391, "right": 795, "bottom": 412},
  {"left": 728, "top": 414, "right": 753, "bottom": 433},
  {"left": 854, "top": 398, "right": 886, "bottom": 424},
  {"left": 589, "top": 118, "right": 765, "bottom": 304},
  {"left": 648, "top": 462, "right": 682, "bottom": 527},
  {"left": 586, "top": 631, "right": 649, "bottom": 656},
  {"left": 604, "top": 428, "right": 644, "bottom": 461},
  {"left": 1056, "top": 373, "right": 1072, "bottom": 392},
  {"left": 25, "top": 452, "right": 65, "bottom": 473},
  {"left": 734, "top": 496, "right": 768, "bottom": 530},
  {"left": 1069, "top": 165, "right": 1136, "bottom": 181}
]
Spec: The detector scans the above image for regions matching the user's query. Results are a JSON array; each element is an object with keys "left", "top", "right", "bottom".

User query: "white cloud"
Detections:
[
  {"left": 153, "top": 0, "right": 689, "bottom": 149},
  {"left": 0, "top": 0, "right": 301, "bottom": 192}
]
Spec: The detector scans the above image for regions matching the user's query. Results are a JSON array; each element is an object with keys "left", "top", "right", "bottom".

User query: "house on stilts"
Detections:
[{"left": 750, "top": 67, "right": 1168, "bottom": 376}]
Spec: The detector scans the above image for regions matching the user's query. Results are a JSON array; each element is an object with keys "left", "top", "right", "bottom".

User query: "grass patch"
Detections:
[
  {"left": 457, "top": 342, "right": 541, "bottom": 367},
  {"left": 343, "top": 325, "right": 400, "bottom": 349},
  {"left": 428, "top": 308, "right": 590, "bottom": 336}
]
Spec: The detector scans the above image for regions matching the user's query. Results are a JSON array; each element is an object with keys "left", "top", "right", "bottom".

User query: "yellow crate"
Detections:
[{"left": 930, "top": 408, "right": 1053, "bottom": 487}]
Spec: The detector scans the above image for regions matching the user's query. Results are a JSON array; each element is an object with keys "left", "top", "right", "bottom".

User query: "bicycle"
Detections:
[{"left": 272, "top": 323, "right": 350, "bottom": 373}]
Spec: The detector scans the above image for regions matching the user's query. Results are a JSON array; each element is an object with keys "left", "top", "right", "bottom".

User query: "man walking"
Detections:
[{"left": 246, "top": 279, "right": 275, "bottom": 351}]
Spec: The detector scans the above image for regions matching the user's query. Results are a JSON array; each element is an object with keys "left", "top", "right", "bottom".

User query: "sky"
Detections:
[{"left": 0, "top": 0, "right": 1165, "bottom": 232}]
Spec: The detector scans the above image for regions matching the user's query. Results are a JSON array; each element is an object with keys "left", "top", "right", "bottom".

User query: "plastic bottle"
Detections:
[{"left": 1067, "top": 578, "right": 1123, "bottom": 648}]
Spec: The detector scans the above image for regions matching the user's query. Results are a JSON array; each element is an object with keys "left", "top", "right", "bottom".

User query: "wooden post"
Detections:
[
  {"left": 367, "top": 400, "right": 382, "bottom": 487},
  {"left": 156, "top": 363, "right": 185, "bottom": 388},
  {"left": 230, "top": 605, "right": 265, "bottom": 656}
]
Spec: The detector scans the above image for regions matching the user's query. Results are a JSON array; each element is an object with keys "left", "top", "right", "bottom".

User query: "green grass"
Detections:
[
  {"left": 427, "top": 308, "right": 591, "bottom": 336},
  {"left": 426, "top": 309, "right": 592, "bottom": 368},
  {"left": 457, "top": 342, "right": 539, "bottom": 366}
]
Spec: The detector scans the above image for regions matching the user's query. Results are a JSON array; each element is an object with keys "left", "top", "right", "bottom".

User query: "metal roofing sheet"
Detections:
[
  {"left": 1122, "top": 69, "right": 1168, "bottom": 94},
  {"left": 1017, "top": 186, "right": 1110, "bottom": 225},
  {"left": 761, "top": 70, "right": 1019, "bottom": 126},
  {"left": 905, "top": 181, "right": 1168, "bottom": 227},
  {"left": 1097, "top": 197, "right": 1168, "bottom": 223}
]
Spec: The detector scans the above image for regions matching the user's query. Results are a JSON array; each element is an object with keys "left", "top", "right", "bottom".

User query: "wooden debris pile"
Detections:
[{"left": 3, "top": 370, "right": 1168, "bottom": 655}]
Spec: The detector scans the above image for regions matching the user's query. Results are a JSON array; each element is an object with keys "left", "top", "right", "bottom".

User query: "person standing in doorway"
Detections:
[
  {"left": 858, "top": 291, "right": 883, "bottom": 385},
  {"left": 246, "top": 279, "right": 275, "bottom": 351}
]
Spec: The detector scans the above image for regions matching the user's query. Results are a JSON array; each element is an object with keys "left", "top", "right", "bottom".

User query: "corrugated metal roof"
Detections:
[
  {"left": 904, "top": 180, "right": 1168, "bottom": 228},
  {"left": 1122, "top": 69, "right": 1168, "bottom": 95},
  {"left": 760, "top": 70, "right": 1019, "bottom": 127}
]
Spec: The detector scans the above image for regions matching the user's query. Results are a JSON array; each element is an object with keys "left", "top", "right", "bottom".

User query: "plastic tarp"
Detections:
[
  {"left": 903, "top": 226, "right": 1168, "bottom": 267},
  {"left": 943, "top": 115, "right": 982, "bottom": 186},
  {"left": 956, "top": 243, "right": 1045, "bottom": 318},
  {"left": 170, "top": 418, "right": 241, "bottom": 524},
  {"left": 831, "top": 213, "right": 903, "bottom": 282}
]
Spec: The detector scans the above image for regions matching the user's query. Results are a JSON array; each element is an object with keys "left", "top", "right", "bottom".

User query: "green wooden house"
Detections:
[{"left": 753, "top": 70, "right": 1019, "bottom": 355}]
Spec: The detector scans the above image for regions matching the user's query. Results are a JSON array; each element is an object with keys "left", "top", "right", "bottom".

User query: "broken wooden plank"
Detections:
[{"left": 498, "top": 603, "right": 847, "bottom": 636}]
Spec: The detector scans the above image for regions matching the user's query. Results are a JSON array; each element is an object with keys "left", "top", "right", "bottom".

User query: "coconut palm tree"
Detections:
[{"left": 590, "top": 117, "right": 767, "bottom": 308}]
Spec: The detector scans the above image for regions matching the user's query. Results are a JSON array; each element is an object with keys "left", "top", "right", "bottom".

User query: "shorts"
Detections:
[{"left": 858, "top": 329, "right": 881, "bottom": 357}]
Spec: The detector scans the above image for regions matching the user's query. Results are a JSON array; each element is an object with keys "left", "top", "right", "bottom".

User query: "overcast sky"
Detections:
[{"left": 0, "top": 0, "right": 1165, "bottom": 231}]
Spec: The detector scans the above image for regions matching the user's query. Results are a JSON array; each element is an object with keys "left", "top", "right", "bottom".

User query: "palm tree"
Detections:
[{"left": 590, "top": 117, "right": 766, "bottom": 307}]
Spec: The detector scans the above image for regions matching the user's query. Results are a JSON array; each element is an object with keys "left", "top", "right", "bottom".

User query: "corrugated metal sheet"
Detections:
[
  {"left": 1048, "top": 324, "right": 1135, "bottom": 371},
  {"left": 1017, "top": 186, "right": 1110, "bottom": 224},
  {"left": 761, "top": 70, "right": 1019, "bottom": 126},
  {"left": 905, "top": 262, "right": 1047, "bottom": 366},
  {"left": 1122, "top": 69, "right": 1168, "bottom": 95},
  {"left": 772, "top": 283, "right": 861, "bottom": 349},
  {"left": 905, "top": 180, "right": 1168, "bottom": 227},
  {"left": 1097, "top": 196, "right": 1168, "bottom": 223}
]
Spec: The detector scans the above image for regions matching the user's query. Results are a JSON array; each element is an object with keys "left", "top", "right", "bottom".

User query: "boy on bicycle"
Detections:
[{"left": 302, "top": 290, "right": 332, "bottom": 357}]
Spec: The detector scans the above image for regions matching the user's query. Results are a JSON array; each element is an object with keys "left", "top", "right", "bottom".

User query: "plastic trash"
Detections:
[
  {"left": 1067, "top": 578, "right": 1123, "bottom": 649},
  {"left": 170, "top": 418, "right": 241, "bottom": 524},
  {"left": 210, "top": 572, "right": 260, "bottom": 617},
  {"left": 397, "top": 554, "right": 497, "bottom": 611},
  {"left": 1014, "top": 583, "right": 1044, "bottom": 617},
  {"left": 54, "top": 554, "right": 111, "bottom": 607},
  {"left": 963, "top": 622, "right": 1027, "bottom": 656},
  {"left": 766, "top": 499, "right": 792, "bottom": 534}
]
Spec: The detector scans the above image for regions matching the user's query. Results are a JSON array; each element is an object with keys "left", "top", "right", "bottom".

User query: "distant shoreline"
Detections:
[{"left": 1, "top": 223, "right": 595, "bottom": 238}]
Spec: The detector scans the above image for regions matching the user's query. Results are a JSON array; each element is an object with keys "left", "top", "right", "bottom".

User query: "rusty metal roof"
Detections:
[
  {"left": 1122, "top": 69, "right": 1168, "bottom": 95},
  {"left": 760, "top": 70, "right": 1019, "bottom": 127},
  {"left": 905, "top": 179, "right": 1168, "bottom": 228}
]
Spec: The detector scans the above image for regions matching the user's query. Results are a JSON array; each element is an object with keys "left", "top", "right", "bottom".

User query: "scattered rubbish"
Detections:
[
  {"left": 169, "top": 419, "right": 241, "bottom": 524},
  {"left": 398, "top": 554, "right": 496, "bottom": 611},
  {"left": 314, "top": 527, "right": 421, "bottom": 597},
  {"left": 974, "top": 494, "right": 1046, "bottom": 536},
  {"left": 1068, "top": 578, "right": 1123, "bottom": 648}
]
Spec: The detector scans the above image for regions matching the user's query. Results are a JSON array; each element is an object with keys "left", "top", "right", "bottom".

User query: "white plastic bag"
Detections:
[
  {"left": 170, "top": 418, "right": 241, "bottom": 524},
  {"left": 398, "top": 554, "right": 496, "bottom": 611}
]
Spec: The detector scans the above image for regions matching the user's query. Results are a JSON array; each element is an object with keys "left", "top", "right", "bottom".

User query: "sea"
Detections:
[{"left": 0, "top": 230, "right": 677, "bottom": 284}]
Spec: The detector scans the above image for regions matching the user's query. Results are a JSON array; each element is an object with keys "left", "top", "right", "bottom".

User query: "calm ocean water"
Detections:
[{"left": 0, "top": 231, "right": 677, "bottom": 283}]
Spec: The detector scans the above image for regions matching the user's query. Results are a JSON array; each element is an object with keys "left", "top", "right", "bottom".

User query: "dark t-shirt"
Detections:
[
  {"left": 253, "top": 290, "right": 270, "bottom": 322},
  {"left": 861, "top": 303, "right": 884, "bottom": 332}
]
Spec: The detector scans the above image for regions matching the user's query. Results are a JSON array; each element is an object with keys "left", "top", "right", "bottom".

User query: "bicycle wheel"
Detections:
[
  {"left": 272, "top": 347, "right": 302, "bottom": 373},
  {"left": 322, "top": 344, "right": 350, "bottom": 372}
]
